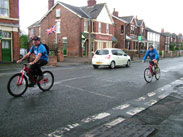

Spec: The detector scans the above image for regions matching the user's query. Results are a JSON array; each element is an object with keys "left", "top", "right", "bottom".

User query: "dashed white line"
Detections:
[
  {"left": 81, "top": 112, "right": 110, "bottom": 123},
  {"left": 144, "top": 100, "right": 157, "bottom": 106},
  {"left": 136, "top": 97, "right": 146, "bottom": 101},
  {"left": 127, "top": 107, "right": 145, "bottom": 116},
  {"left": 104, "top": 117, "right": 125, "bottom": 128},
  {"left": 113, "top": 104, "right": 130, "bottom": 110},
  {"left": 147, "top": 92, "right": 156, "bottom": 97}
]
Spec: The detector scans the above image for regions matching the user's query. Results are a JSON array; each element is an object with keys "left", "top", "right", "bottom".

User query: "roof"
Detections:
[
  {"left": 28, "top": 21, "right": 40, "bottom": 29},
  {"left": 120, "top": 16, "right": 134, "bottom": 23},
  {"left": 29, "top": 2, "right": 108, "bottom": 28},
  {"left": 161, "top": 32, "right": 172, "bottom": 37},
  {"left": 146, "top": 27, "right": 160, "bottom": 34},
  {"left": 81, "top": 3, "right": 105, "bottom": 19},
  {"left": 59, "top": 1, "right": 88, "bottom": 18},
  {"left": 137, "top": 20, "right": 143, "bottom": 27}
]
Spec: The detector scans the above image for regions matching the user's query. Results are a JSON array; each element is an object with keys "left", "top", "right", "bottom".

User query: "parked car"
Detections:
[
  {"left": 20, "top": 48, "right": 27, "bottom": 59},
  {"left": 92, "top": 48, "right": 131, "bottom": 69}
]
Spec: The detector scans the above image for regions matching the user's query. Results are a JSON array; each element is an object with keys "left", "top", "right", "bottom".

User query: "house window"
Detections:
[
  {"left": 56, "top": 21, "right": 61, "bottom": 33},
  {"left": 39, "top": 27, "right": 41, "bottom": 37},
  {"left": 0, "top": 0, "right": 9, "bottom": 17},
  {"left": 99, "top": 22, "right": 101, "bottom": 33},
  {"left": 130, "top": 25, "right": 135, "bottom": 34},
  {"left": 121, "top": 25, "right": 124, "bottom": 33},
  {"left": 84, "top": 20, "right": 88, "bottom": 32},
  {"left": 31, "top": 29, "right": 34, "bottom": 35},
  {"left": 106, "top": 24, "right": 109, "bottom": 34},
  {"left": 56, "top": 9, "right": 61, "bottom": 18}
]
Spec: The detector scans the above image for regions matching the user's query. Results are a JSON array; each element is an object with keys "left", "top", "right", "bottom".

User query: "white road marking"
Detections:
[
  {"left": 104, "top": 117, "right": 125, "bottom": 128},
  {"left": 127, "top": 107, "right": 145, "bottom": 116},
  {"left": 147, "top": 92, "right": 156, "bottom": 97},
  {"left": 136, "top": 97, "right": 146, "bottom": 101},
  {"left": 81, "top": 113, "right": 110, "bottom": 123},
  {"left": 54, "top": 75, "right": 92, "bottom": 85},
  {"left": 48, "top": 123, "right": 80, "bottom": 137},
  {"left": 61, "top": 84, "right": 115, "bottom": 99},
  {"left": 113, "top": 104, "right": 130, "bottom": 110},
  {"left": 144, "top": 100, "right": 157, "bottom": 106}
]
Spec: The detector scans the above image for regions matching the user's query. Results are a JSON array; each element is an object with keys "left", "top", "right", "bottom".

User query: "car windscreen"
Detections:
[{"left": 95, "top": 50, "right": 109, "bottom": 55}]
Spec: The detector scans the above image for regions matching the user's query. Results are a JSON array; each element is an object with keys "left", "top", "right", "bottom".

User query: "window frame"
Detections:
[{"left": 0, "top": 0, "right": 9, "bottom": 17}]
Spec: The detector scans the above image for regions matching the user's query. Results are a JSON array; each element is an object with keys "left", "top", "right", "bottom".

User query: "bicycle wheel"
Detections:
[
  {"left": 155, "top": 67, "right": 161, "bottom": 80},
  {"left": 7, "top": 73, "right": 28, "bottom": 97},
  {"left": 144, "top": 68, "right": 153, "bottom": 83},
  {"left": 38, "top": 71, "right": 54, "bottom": 91}
]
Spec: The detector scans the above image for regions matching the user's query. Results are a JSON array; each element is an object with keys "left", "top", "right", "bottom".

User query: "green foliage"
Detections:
[
  {"left": 20, "top": 34, "right": 28, "bottom": 48},
  {"left": 170, "top": 42, "right": 176, "bottom": 51},
  {"left": 159, "top": 51, "right": 162, "bottom": 56}
]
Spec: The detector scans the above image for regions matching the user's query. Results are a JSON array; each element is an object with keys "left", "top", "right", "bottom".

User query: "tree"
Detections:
[{"left": 20, "top": 34, "right": 28, "bottom": 49}]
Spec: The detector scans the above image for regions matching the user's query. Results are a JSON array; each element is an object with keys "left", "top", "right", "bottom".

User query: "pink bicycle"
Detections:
[
  {"left": 144, "top": 61, "right": 160, "bottom": 83},
  {"left": 7, "top": 63, "right": 54, "bottom": 97}
]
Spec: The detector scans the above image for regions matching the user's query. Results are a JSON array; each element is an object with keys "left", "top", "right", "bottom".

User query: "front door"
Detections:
[
  {"left": 2, "top": 40, "right": 11, "bottom": 62},
  {"left": 63, "top": 43, "right": 67, "bottom": 56},
  {"left": 82, "top": 42, "right": 87, "bottom": 57}
]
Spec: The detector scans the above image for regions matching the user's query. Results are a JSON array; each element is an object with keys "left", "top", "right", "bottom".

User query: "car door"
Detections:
[
  {"left": 117, "top": 50, "right": 124, "bottom": 65},
  {"left": 111, "top": 50, "right": 119, "bottom": 65},
  {"left": 121, "top": 50, "right": 128, "bottom": 65}
]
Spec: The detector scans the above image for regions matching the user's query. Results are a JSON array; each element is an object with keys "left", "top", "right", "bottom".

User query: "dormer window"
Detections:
[
  {"left": 0, "top": 0, "right": 9, "bottom": 17},
  {"left": 56, "top": 9, "right": 61, "bottom": 18}
]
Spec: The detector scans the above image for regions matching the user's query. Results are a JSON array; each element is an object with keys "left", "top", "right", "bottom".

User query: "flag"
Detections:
[{"left": 46, "top": 25, "right": 56, "bottom": 35}]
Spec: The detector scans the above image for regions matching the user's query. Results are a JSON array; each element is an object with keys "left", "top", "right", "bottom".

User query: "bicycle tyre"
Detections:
[
  {"left": 7, "top": 73, "right": 28, "bottom": 97},
  {"left": 155, "top": 68, "right": 161, "bottom": 80},
  {"left": 144, "top": 68, "right": 153, "bottom": 83},
  {"left": 38, "top": 71, "right": 54, "bottom": 91}
]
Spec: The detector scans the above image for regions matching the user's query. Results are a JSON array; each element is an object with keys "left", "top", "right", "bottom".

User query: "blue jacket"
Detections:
[{"left": 143, "top": 49, "right": 159, "bottom": 61}]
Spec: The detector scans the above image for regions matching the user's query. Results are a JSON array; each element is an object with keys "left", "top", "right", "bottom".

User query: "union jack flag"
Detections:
[{"left": 46, "top": 25, "right": 56, "bottom": 35}]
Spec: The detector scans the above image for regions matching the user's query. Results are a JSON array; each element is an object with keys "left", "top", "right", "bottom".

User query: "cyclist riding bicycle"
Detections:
[
  {"left": 142, "top": 45, "right": 159, "bottom": 66},
  {"left": 17, "top": 36, "right": 49, "bottom": 87}
]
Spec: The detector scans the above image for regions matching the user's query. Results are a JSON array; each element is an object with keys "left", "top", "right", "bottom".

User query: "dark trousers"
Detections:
[{"left": 30, "top": 59, "right": 48, "bottom": 77}]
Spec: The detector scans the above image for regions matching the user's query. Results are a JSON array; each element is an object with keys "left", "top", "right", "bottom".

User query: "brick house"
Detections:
[
  {"left": 0, "top": 0, "right": 20, "bottom": 62},
  {"left": 112, "top": 9, "right": 148, "bottom": 51},
  {"left": 28, "top": 0, "right": 115, "bottom": 59}
]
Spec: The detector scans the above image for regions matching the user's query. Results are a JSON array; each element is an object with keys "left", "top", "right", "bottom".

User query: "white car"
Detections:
[
  {"left": 20, "top": 48, "right": 27, "bottom": 59},
  {"left": 92, "top": 48, "right": 131, "bottom": 69}
]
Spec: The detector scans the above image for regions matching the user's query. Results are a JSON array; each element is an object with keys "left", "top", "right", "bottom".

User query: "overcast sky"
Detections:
[{"left": 19, "top": 0, "right": 183, "bottom": 34}]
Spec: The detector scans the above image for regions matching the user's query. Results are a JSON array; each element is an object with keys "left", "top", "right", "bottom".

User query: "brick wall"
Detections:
[
  {"left": 10, "top": 0, "right": 19, "bottom": 18},
  {"left": 12, "top": 32, "right": 20, "bottom": 61},
  {"left": 160, "top": 35, "right": 165, "bottom": 51},
  {"left": 113, "top": 17, "right": 125, "bottom": 49},
  {"left": 40, "top": 4, "right": 82, "bottom": 57}
]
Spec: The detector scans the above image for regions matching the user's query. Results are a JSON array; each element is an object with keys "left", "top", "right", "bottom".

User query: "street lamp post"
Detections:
[{"left": 88, "top": 9, "right": 97, "bottom": 64}]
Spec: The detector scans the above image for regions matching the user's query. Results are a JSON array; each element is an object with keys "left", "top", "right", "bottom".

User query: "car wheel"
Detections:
[
  {"left": 93, "top": 65, "right": 99, "bottom": 69},
  {"left": 126, "top": 60, "right": 131, "bottom": 67},
  {"left": 110, "top": 61, "right": 115, "bottom": 69}
]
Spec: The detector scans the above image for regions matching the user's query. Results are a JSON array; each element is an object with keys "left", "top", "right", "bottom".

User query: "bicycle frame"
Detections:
[{"left": 17, "top": 64, "right": 48, "bottom": 86}]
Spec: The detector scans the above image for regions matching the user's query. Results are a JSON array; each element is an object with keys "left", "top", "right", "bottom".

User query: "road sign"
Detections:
[{"left": 138, "top": 36, "right": 142, "bottom": 42}]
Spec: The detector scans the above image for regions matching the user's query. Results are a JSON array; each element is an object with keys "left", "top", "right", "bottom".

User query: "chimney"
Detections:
[
  {"left": 87, "top": 0, "right": 96, "bottom": 7},
  {"left": 161, "top": 28, "right": 164, "bottom": 33},
  {"left": 48, "top": 0, "right": 54, "bottom": 10},
  {"left": 113, "top": 8, "right": 118, "bottom": 17}
]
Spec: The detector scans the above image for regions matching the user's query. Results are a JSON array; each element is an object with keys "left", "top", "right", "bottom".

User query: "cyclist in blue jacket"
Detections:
[{"left": 142, "top": 45, "right": 159, "bottom": 66}]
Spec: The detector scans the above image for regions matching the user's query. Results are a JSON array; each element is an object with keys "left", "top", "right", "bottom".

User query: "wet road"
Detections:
[{"left": 1, "top": 57, "right": 183, "bottom": 137}]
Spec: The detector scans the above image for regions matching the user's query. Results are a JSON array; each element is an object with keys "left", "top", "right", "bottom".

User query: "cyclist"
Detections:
[
  {"left": 142, "top": 45, "right": 159, "bottom": 66},
  {"left": 17, "top": 36, "right": 49, "bottom": 87}
]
